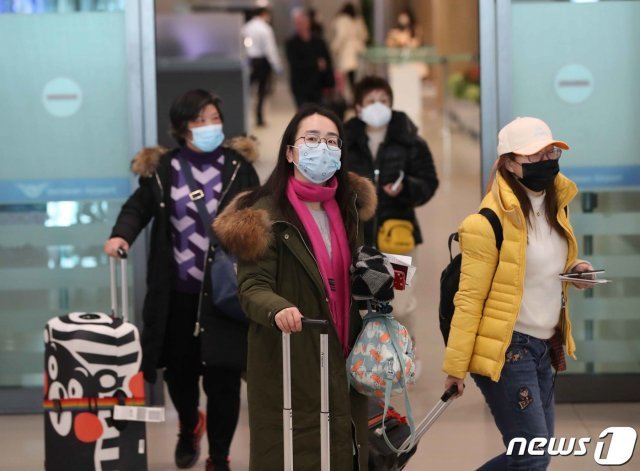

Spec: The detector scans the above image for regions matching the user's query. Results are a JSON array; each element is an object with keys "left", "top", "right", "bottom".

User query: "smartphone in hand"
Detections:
[
  {"left": 391, "top": 170, "right": 405, "bottom": 193},
  {"left": 558, "top": 269, "right": 605, "bottom": 278},
  {"left": 558, "top": 269, "right": 611, "bottom": 284}
]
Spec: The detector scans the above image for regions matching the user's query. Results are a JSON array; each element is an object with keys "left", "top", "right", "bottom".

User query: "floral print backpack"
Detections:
[{"left": 348, "top": 246, "right": 417, "bottom": 454}]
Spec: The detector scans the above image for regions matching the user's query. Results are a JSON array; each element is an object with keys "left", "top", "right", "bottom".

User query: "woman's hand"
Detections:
[
  {"left": 570, "top": 261, "right": 595, "bottom": 290},
  {"left": 382, "top": 182, "right": 403, "bottom": 198},
  {"left": 275, "top": 307, "right": 303, "bottom": 333},
  {"left": 444, "top": 375, "right": 465, "bottom": 399},
  {"left": 104, "top": 237, "right": 129, "bottom": 258}
]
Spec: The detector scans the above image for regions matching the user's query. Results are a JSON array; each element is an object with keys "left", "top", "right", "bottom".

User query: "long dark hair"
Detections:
[
  {"left": 496, "top": 155, "right": 564, "bottom": 235},
  {"left": 397, "top": 7, "right": 417, "bottom": 38},
  {"left": 238, "top": 104, "right": 358, "bottom": 248},
  {"left": 340, "top": 2, "right": 357, "bottom": 18}
]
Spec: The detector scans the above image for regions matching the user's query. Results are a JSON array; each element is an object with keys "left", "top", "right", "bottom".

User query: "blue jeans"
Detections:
[{"left": 472, "top": 331, "right": 555, "bottom": 471}]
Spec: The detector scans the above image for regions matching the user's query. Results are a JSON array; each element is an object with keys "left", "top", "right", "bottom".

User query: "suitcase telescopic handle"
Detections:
[
  {"left": 405, "top": 384, "right": 461, "bottom": 449},
  {"left": 109, "top": 248, "right": 129, "bottom": 322},
  {"left": 282, "top": 317, "right": 330, "bottom": 471},
  {"left": 301, "top": 317, "right": 329, "bottom": 332}
]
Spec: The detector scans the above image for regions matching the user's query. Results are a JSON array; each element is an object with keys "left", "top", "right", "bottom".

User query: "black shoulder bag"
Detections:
[{"left": 178, "top": 156, "right": 247, "bottom": 325}]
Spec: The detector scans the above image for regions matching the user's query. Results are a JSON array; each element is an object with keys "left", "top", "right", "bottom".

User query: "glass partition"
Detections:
[
  {"left": 155, "top": 12, "right": 248, "bottom": 146},
  {"left": 483, "top": 0, "right": 640, "bottom": 401},
  {"left": 0, "top": 2, "right": 154, "bottom": 412}
]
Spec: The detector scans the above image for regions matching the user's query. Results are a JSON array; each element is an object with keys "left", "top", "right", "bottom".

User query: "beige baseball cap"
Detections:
[{"left": 497, "top": 117, "right": 569, "bottom": 157}]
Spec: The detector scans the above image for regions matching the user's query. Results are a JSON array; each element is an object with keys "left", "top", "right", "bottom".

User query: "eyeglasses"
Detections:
[
  {"left": 294, "top": 134, "right": 342, "bottom": 151},
  {"left": 513, "top": 146, "right": 562, "bottom": 164}
]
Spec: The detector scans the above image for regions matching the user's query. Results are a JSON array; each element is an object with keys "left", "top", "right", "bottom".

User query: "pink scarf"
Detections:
[{"left": 286, "top": 176, "right": 352, "bottom": 356}]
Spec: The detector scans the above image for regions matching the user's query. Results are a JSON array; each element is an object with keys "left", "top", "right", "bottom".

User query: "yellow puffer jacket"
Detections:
[{"left": 443, "top": 172, "right": 580, "bottom": 382}]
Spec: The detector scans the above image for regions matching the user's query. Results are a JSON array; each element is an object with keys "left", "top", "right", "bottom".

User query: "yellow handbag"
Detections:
[{"left": 377, "top": 219, "right": 415, "bottom": 254}]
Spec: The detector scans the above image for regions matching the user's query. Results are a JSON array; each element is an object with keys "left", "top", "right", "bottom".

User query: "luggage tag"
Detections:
[
  {"left": 382, "top": 253, "right": 415, "bottom": 290},
  {"left": 113, "top": 405, "right": 166, "bottom": 423},
  {"left": 392, "top": 265, "right": 408, "bottom": 290}
]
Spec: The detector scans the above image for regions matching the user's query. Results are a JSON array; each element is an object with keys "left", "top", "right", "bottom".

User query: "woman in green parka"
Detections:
[{"left": 213, "top": 104, "right": 376, "bottom": 470}]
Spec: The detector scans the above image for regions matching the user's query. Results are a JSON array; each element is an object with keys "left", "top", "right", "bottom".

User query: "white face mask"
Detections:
[
  {"left": 294, "top": 143, "right": 342, "bottom": 184},
  {"left": 359, "top": 102, "right": 392, "bottom": 128}
]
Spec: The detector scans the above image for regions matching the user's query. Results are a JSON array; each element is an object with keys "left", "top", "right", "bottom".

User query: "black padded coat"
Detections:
[
  {"left": 343, "top": 111, "right": 439, "bottom": 246},
  {"left": 109, "top": 138, "right": 259, "bottom": 382}
]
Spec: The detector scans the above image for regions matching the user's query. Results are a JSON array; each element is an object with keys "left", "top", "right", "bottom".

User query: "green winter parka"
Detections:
[{"left": 213, "top": 172, "right": 377, "bottom": 470}]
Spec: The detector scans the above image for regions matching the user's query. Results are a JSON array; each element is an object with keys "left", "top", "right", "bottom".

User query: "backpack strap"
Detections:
[
  {"left": 364, "top": 301, "right": 417, "bottom": 455},
  {"left": 447, "top": 232, "right": 459, "bottom": 262},
  {"left": 478, "top": 207, "right": 503, "bottom": 251},
  {"left": 379, "top": 316, "right": 416, "bottom": 454},
  {"left": 178, "top": 155, "right": 220, "bottom": 245},
  {"left": 446, "top": 208, "right": 502, "bottom": 263}
]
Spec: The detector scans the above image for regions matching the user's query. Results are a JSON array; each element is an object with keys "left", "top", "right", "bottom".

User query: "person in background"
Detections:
[
  {"left": 443, "top": 117, "right": 595, "bottom": 470},
  {"left": 343, "top": 75, "right": 438, "bottom": 339},
  {"left": 329, "top": 2, "right": 369, "bottom": 99},
  {"left": 385, "top": 7, "right": 429, "bottom": 80},
  {"left": 385, "top": 7, "right": 421, "bottom": 48},
  {"left": 286, "top": 7, "right": 335, "bottom": 107},
  {"left": 212, "top": 104, "right": 377, "bottom": 470},
  {"left": 307, "top": 6, "right": 325, "bottom": 39},
  {"left": 104, "top": 90, "right": 259, "bottom": 471},
  {"left": 242, "top": 7, "right": 283, "bottom": 127}
]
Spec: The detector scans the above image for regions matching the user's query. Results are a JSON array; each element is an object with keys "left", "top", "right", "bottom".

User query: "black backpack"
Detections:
[{"left": 439, "top": 208, "right": 503, "bottom": 345}]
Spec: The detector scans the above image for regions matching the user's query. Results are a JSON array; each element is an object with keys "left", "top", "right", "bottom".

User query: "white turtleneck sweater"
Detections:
[{"left": 514, "top": 190, "right": 568, "bottom": 340}]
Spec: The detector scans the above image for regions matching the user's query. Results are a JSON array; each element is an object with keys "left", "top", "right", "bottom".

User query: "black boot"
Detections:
[{"left": 175, "top": 410, "right": 206, "bottom": 469}]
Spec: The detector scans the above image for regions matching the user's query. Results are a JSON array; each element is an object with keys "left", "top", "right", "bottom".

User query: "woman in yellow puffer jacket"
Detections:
[{"left": 442, "top": 117, "right": 594, "bottom": 471}]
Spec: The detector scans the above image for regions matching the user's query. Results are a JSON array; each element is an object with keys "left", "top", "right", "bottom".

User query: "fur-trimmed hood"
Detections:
[
  {"left": 213, "top": 172, "right": 377, "bottom": 262},
  {"left": 130, "top": 135, "right": 259, "bottom": 177}
]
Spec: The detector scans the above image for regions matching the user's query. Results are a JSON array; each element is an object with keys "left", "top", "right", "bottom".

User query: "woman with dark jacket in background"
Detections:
[
  {"left": 104, "top": 89, "right": 259, "bottom": 471},
  {"left": 343, "top": 75, "right": 438, "bottom": 339},
  {"left": 213, "top": 104, "right": 376, "bottom": 470}
]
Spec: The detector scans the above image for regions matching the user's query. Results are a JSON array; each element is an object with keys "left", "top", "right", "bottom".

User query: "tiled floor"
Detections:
[{"left": 2, "top": 78, "right": 638, "bottom": 470}]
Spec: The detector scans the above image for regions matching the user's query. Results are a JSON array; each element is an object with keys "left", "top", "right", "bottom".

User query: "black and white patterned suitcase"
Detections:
[{"left": 43, "top": 252, "right": 148, "bottom": 471}]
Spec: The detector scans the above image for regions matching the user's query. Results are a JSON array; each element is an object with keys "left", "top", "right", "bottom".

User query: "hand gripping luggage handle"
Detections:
[
  {"left": 282, "top": 318, "right": 330, "bottom": 471},
  {"left": 109, "top": 248, "right": 128, "bottom": 322},
  {"left": 441, "top": 384, "right": 459, "bottom": 402}
]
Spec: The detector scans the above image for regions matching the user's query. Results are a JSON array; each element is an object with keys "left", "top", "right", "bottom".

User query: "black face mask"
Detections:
[{"left": 519, "top": 159, "right": 559, "bottom": 192}]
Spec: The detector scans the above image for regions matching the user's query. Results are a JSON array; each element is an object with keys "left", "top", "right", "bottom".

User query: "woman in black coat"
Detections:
[
  {"left": 343, "top": 75, "right": 438, "bottom": 336},
  {"left": 104, "top": 90, "right": 259, "bottom": 471},
  {"left": 344, "top": 76, "right": 438, "bottom": 247}
]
